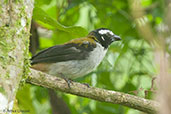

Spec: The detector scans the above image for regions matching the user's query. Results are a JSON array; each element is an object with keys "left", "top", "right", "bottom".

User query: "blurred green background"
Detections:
[{"left": 16, "top": 0, "right": 166, "bottom": 114}]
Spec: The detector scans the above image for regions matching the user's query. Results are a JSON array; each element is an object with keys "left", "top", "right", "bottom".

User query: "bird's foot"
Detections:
[
  {"left": 64, "top": 78, "right": 73, "bottom": 88},
  {"left": 82, "top": 83, "right": 90, "bottom": 88},
  {"left": 58, "top": 73, "right": 73, "bottom": 88}
]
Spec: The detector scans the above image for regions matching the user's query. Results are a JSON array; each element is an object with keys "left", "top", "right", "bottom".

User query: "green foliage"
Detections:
[
  {"left": 33, "top": 7, "right": 88, "bottom": 38},
  {"left": 17, "top": 0, "right": 165, "bottom": 113},
  {"left": 16, "top": 84, "right": 36, "bottom": 114}
]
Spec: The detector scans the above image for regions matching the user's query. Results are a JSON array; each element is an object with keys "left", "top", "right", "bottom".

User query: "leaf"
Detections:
[
  {"left": 34, "top": 0, "right": 52, "bottom": 6},
  {"left": 33, "top": 7, "right": 88, "bottom": 37},
  {"left": 16, "top": 84, "right": 36, "bottom": 114}
]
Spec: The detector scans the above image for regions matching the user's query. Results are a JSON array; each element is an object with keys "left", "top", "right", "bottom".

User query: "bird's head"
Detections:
[{"left": 88, "top": 28, "right": 121, "bottom": 49}]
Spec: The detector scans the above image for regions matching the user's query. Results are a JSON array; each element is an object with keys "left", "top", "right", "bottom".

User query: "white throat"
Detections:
[{"left": 88, "top": 42, "right": 107, "bottom": 68}]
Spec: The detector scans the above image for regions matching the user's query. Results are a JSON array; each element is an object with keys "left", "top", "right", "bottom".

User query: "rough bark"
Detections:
[
  {"left": 0, "top": 0, "right": 34, "bottom": 112},
  {"left": 28, "top": 69, "right": 160, "bottom": 114}
]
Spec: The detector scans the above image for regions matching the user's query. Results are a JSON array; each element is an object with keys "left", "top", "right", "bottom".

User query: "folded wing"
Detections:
[{"left": 31, "top": 39, "right": 96, "bottom": 65}]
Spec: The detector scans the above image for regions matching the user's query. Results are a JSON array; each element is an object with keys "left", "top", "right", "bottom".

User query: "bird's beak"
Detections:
[
  {"left": 113, "top": 35, "right": 121, "bottom": 41},
  {"left": 114, "top": 35, "right": 121, "bottom": 41}
]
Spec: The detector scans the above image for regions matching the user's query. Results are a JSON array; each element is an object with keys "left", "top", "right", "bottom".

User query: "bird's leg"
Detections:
[
  {"left": 58, "top": 73, "right": 73, "bottom": 88},
  {"left": 64, "top": 78, "right": 73, "bottom": 88},
  {"left": 58, "top": 73, "right": 90, "bottom": 88},
  {"left": 63, "top": 78, "right": 90, "bottom": 88}
]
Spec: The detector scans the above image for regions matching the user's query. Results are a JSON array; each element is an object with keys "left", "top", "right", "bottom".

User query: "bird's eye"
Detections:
[{"left": 106, "top": 32, "right": 112, "bottom": 37}]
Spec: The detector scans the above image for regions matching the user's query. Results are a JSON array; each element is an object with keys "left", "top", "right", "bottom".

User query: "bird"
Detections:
[{"left": 31, "top": 28, "right": 121, "bottom": 87}]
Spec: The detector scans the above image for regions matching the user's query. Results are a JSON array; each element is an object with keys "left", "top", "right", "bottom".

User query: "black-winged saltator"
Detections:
[{"left": 31, "top": 28, "right": 121, "bottom": 82}]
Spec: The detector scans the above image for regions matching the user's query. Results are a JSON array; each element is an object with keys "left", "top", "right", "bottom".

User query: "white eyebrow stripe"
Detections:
[
  {"left": 98, "top": 30, "right": 114, "bottom": 35},
  {"left": 101, "top": 36, "right": 105, "bottom": 41}
]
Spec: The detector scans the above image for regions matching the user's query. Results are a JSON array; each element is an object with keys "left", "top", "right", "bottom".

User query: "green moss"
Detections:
[
  {"left": 0, "top": 2, "right": 30, "bottom": 76},
  {"left": 0, "top": 87, "right": 5, "bottom": 94},
  {"left": 20, "top": 25, "right": 31, "bottom": 86},
  {"left": 22, "top": 31, "right": 31, "bottom": 81},
  {"left": 0, "top": 27, "right": 11, "bottom": 69},
  {"left": 18, "top": 6, "right": 26, "bottom": 18},
  {"left": 21, "top": 7, "right": 32, "bottom": 82},
  {"left": 5, "top": 71, "right": 10, "bottom": 78},
  {"left": 0, "top": 1, "right": 33, "bottom": 91}
]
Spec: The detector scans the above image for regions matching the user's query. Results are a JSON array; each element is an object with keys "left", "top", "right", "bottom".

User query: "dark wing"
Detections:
[{"left": 31, "top": 40, "right": 96, "bottom": 65}]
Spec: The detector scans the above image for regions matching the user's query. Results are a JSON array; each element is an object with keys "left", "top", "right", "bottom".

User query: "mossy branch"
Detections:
[{"left": 27, "top": 69, "right": 160, "bottom": 114}]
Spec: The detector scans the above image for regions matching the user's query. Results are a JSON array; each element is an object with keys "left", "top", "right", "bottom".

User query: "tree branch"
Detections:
[
  {"left": 0, "top": 0, "right": 33, "bottom": 110},
  {"left": 27, "top": 69, "right": 160, "bottom": 114}
]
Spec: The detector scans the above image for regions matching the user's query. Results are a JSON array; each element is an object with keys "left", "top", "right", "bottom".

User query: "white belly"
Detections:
[{"left": 48, "top": 43, "right": 107, "bottom": 79}]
